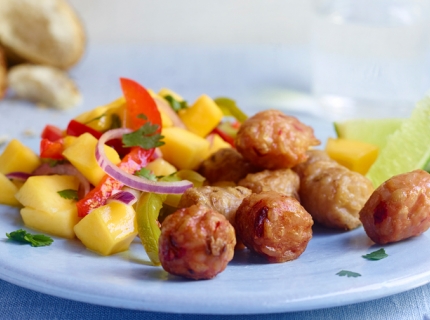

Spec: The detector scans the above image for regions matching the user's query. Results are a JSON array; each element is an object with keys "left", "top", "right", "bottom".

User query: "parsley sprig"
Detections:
[
  {"left": 336, "top": 270, "right": 361, "bottom": 278},
  {"left": 6, "top": 229, "right": 53, "bottom": 247},
  {"left": 57, "top": 189, "right": 79, "bottom": 201},
  {"left": 164, "top": 95, "right": 188, "bottom": 112},
  {"left": 362, "top": 248, "right": 388, "bottom": 261}
]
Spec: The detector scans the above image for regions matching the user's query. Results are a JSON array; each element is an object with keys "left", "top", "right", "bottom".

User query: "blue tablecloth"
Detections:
[
  {"left": 1, "top": 45, "right": 430, "bottom": 319},
  {"left": 2, "top": 279, "right": 430, "bottom": 319}
]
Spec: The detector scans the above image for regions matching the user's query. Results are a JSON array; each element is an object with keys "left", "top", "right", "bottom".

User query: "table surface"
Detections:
[{"left": 1, "top": 44, "right": 429, "bottom": 320}]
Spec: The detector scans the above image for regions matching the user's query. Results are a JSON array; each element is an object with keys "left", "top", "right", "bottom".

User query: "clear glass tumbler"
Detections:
[{"left": 311, "top": 0, "right": 430, "bottom": 121}]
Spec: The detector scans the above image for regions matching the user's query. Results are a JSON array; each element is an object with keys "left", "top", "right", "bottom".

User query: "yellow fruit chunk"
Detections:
[
  {"left": 0, "top": 139, "right": 41, "bottom": 174},
  {"left": 74, "top": 97, "right": 125, "bottom": 132},
  {"left": 179, "top": 94, "right": 223, "bottom": 137},
  {"left": 73, "top": 201, "right": 138, "bottom": 256},
  {"left": 63, "top": 135, "right": 77, "bottom": 149},
  {"left": 325, "top": 138, "right": 379, "bottom": 175},
  {"left": 206, "top": 133, "right": 232, "bottom": 157},
  {"left": 159, "top": 108, "right": 173, "bottom": 128},
  {"left": 158, "top": 88, "right": 184, "bottom": 102},
  {"left": 145, "top": 158, "right": 177, "bottom": 176},
  {"left": 15, "top": 175, "right": 81, "bottom": 238},
  {"left": 159, "top": 127, "right": 210, "bottom": 170},
  {"left": 62, "top": 133, "right": 121, "bottom": 186},
  {"left": 0, "top": 173, "right": 20, "bottom": 206}
]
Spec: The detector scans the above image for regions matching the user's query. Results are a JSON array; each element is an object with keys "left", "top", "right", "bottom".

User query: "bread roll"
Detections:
[
  {"left": 0, "top": 0, "right": 85, "bottom": 69},
  {"left": 8, "top": 64, "right": 82, "bottom": 109}
]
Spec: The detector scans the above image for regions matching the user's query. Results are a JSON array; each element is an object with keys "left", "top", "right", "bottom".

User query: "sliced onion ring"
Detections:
[
  {"left": 107, "top": 190, "right": 137, "bottom": 206},
  {"left": 96, "top": 128, "right": 192, "bottom": 194},
  {"left": 5, "top": 172, "right": 32, "bottom": 181}
]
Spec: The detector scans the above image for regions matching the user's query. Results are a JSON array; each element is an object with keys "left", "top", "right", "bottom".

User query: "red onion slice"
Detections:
[
  {"left": 107, "top": 190, "right": 137, "bottom": 206},
  {"left": 96, "top": 128, "right": 192, "bottom": 194},
  {"left": 5, "top": 172, "right": 32, "bottom": 181},
  {"left": 32, "top": 163, "right": 91, "bottom": 198}
]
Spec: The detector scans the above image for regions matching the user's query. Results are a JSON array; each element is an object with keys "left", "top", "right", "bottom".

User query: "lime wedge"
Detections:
[
  {"left": 366, "top": 97, "right": 430, "bottom": 187},
  {"left": 334, "top": 118, "right": 403, "bottom": 150}
]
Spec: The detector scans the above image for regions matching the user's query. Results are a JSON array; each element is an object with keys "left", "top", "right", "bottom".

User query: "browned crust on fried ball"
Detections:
[
  {"left": 235, "top": 191, "right": 313, "bottom": 263},
  {"left": 159, "top": 204, "right": 236, "bottom": 280},
  {"left": 238, "top": 168, "right": 300, "bottom": 200},
  {"left": 359, "top": 169, "right": 430, "bottom": 244},
  {"left": 178, "top": 186, "right": 252, "bottom": 227},
  {"left": 0, "top": 46, "right": 7, "bottom": 98},
  {"left": 295, "top": 150, "right": 374, "bottom": 230},
  {"left": 198, "top": 148, "right": 259, "bottom": 184},
  {"left": 235, "top": 110, "right": 320, "bottom": 169}
]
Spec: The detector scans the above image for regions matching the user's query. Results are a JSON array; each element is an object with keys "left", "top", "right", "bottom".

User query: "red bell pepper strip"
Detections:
[
  {"left": 212, "top": 127, "right": 236, "bottom": 148},
  {"left": 66, "top": 120, "right": 103, "bottom": 139},
  {"left": 40, "top": 138, "right": 65, "bottom": 160},
  {"left": 120, "top": 78, "right": 162, "bottom": 132},
  {"left": 41, "top": 125, "right": 64, "bottom": 141},
  {"left": 76, "top": 147, "right": 154, "bottom": 216},
  {"left": 76, "top": 79, "right": 163, "bottom": 217}
]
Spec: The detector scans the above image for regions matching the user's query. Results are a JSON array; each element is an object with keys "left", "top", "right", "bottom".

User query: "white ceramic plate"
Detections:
[{"left": 1, "top": 106, "right": 430, "bottom": 315}]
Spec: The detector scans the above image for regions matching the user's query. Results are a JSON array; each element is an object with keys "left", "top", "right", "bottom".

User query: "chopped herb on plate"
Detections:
[
  {"left": 6, "top": 229, "right": 53, "bottom": 247},
  {"left": 362, "top": 248, "right": 388, "bottom": 261},
  {"left": 57, "top": 189, "right": 79, "bottom": 201},
  {"left": 336, "top": 270, "right": 361, "bottom": 278}
]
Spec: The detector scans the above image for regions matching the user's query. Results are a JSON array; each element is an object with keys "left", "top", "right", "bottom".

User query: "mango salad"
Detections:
[{"left": 0, "top": 78, "right": 245, "bottom": 262}]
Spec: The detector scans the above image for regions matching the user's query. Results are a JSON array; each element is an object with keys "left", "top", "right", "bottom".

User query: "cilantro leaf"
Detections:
[
  {"left": 6, "top": 229, "right": 53, "bottom": 247},
  {"left": 57, "top": 189, "right": 79, "bottom": 201},
  {"left": 135, "top": 168, "right": 157, "bottom": 181},
  {"left": 164, "top": 95, "right": 188, "bottom": 112},
  {"left": 122, "top": 122, "right": 165, "bottom": 149},
  {"left": 362, "top": 248, "right": 388, "bottom": 261},
  {"left": 336, "top": 270, "right": 361, "bottom": 278}
]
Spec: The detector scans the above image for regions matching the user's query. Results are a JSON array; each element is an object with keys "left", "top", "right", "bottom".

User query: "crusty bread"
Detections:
[
  {"left": 0, "top": 46, "right": 6, "bottom": 99},
  {"left": 0, "top": 0, "right": 85, "bottom": 70},
  {"left": 8, "top": 64, "right": 82, "bottom": 109}
]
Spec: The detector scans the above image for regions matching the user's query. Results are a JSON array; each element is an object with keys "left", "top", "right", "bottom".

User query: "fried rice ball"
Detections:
[
  {"left": 178, "top": 186, "right": 252, "bottom": 226},
  {"left": 360, "top": 170, "right": 430, "bottom": 244},
  {"left": 294, "top": 150, "right": 374, "bottom": 230},
  {"left": 235, "top": 191, "right": 313, "bottom": 263},
  {"left": 235, "top": 110, "right": 320, "bottom": 169},
  {"left": 158, "top": 204, "right": 236, "bottom": 280},
  {"left": 238, "top": 168, "right": 300, "bottom": 200},
  {"left": 198, "top": 148, "right": 259, "bottom": 184}
]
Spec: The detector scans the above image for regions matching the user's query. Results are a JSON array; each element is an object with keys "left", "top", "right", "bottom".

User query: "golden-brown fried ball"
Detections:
[
  {"left": 293, "top": 149, "right": 332, "bottom": 178},
  {"left": 158, "top": 204, "right": 236, "bottom": 280},
  {"left": 235, "top": 110, "right": 320, "bottom": 169},
  {"left": 178, "top": 186, "right": 252, "bottom": 226},
  {"left": 198, "top": 148, "right": 259, "bottom": 184},
  {"left": 238, "top": 169, "right": 300, "bottom": 200},
  {"left": 296, "top": 151, "right": 374, "bottom": 230},
  {"left": 360, "top": 170, "right": 430, "bottom": 244},
  {"left": 235, "top": 191, "right": 313, "bottom": 263}
]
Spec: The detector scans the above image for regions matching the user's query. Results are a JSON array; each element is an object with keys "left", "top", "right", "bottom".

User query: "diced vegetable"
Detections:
[
  {"left": 145, "top": 158, "right": 177, "bottom": 177},
  {"left": 135, "top": 192, "right": 165, "bottom": 265},
  {"left": 41, "top": 125, "right": 64, "bottom": 141},
  {"left": 40, "top": 138, "right": 65, "bottom": 160},
  {"left": 74, "top": 201, "right": 138, "bottom": 255},
  {"left": 214, "top": 97, "right": 248, "bottom": 123},
  {"left": 325, "top": 138, "right": 379, "bottom": 175}
]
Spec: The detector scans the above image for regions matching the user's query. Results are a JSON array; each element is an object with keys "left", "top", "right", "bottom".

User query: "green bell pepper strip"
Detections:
[
  {"left": 135, "top": 192, "right": 166, "bottom": 266},
  {"left": 214, "top": 97, "right": 248, "bottom": 123}
]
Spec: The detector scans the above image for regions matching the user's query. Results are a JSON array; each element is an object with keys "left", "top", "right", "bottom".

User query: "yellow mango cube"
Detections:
[
  {"left": 145, "top": 158, "right": 177, "bottom": 176},
  {"left": 20, "top": 206, "right": 80, "bottom": 239},
  {"left": 63, "top": 135, "right": 78, "bottom": 149},
  {"left": 325, "top": 138, "right": 379, "bottom": 175},
  {"left": 15, "top": 175, "right": 81, "bottom": 238},
  {"left": 15, "top": 175, "right": 79, "bottom": 213},
  {"left": 0, "top": 139, "right": 41, "bottom": 174},
  {"left": 178, "top": 94, "right": 223, "bottom": 137},
  {"left": 74, "top": 97, "right": 125, "bottom": 132},
  {"left": 62, "top": 133, "right": 121, "bottom": 186},
  {"left": 0, "top": 173, "right": 21, "bottom": 207},
  {"left": 73, "top": 201, "right": 138, "bottom": 256},
  {"left": 206, "top": 133, "right": 232, "bottom": 158},
  {"left": 159, "top": 127, "right": 210, "bottom": 170},
  {"left": 158, "top": 88, "right": 184, "bottom": 102},
  {"left": 159, "top": 108, "right": 173, "bottom": 128}
]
